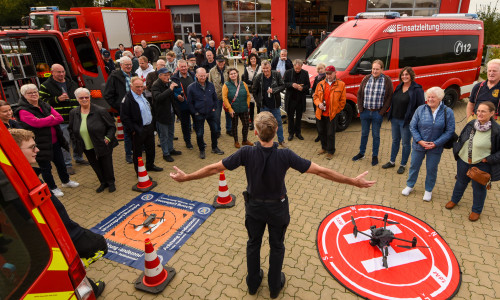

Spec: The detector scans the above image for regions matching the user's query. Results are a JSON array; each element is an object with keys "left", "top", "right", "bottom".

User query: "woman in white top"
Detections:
[{"left": 241, "top": 53, "right": 262, "bottom": 130}]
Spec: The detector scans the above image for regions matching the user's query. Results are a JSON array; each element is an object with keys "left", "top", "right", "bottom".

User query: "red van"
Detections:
[
  {"left": 301, "top": 12, "right": 484, "bottom": 131},
  {"left": 0, "top": 124, "right": 97, "bottom": 299}
]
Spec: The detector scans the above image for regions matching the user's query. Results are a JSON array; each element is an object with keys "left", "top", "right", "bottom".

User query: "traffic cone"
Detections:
[
  {"left": 132, "top": 157, "right": 157, "bottom": 192},
  {"left": 116, "top": 116, "right": 124, "bottom": 141},
  {"left": 134, "top": 238, "right": 175, "bottom": 294},
  {"left": 212, "top": 171, "right": 236, "bottom": 208}
]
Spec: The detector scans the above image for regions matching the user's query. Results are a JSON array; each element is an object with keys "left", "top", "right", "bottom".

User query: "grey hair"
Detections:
[
  {"left": 175, "top": 40, "right": 184, "bottom": 46},
  {"left": 487, "top": 58, "right": 500, "bottom": 69},
  {"left": 426, "top": 86, "right": 445, "bottom": 100},
  {"left": 261, "top": 60, "right": 271, "bottom": 67},
  {"left": 122, "top": 51, "right": 133, "bottom": 59},
  {"left": 120, "top": 56, "right": 132, "bottom": 64},
  {"left": 281, "top": 49, "right": 288, "bottom": 54},
  {"left": 293, "top": 59, "right": 303, "bottom": 66},
  {"left": 74, "top": 87, "right": 90, "bottom": 98},
  {"left": 20, "top": 84, "right": 38, "bottom": 96}
]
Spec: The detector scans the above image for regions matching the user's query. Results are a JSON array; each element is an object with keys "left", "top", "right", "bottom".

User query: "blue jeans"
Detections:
[
  {"left": 261, "top": 107, "right": 284, "bottom": 143},
  {"left": 451, "top": 159, "right": 491, "bottom": 213},
  {"left": 390, "top": 118, "right": 412, "bottom": 166},
  {"left": 38, "top": 142, "right": 70, "bottom": 190},
  {"left": 406, "top": 149, "right": 442, "bottom": 191},
  {"left": 124, "top": 130, "right": 133, "bottom": 157},
  {"left": 157, "top": 120, "right": 175, "bottom": 156},
  {"left": 215, "top": 98, "right": 232, "bottom": 134},
  {"left": 60, "top": 123, "right": 83, "bottom": 166},
  {"left": 193, "top": 111, "right": 218, "bottom": 151},
  {"left": 359, "top": 110, "right": 383, "bottom": 156}
]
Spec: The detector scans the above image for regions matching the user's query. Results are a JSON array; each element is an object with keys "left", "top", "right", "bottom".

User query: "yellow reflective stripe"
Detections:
[
  {"left": 0, "top": 148, "right": 12, "bottom": 166},
  {"left": 32, "top": 208, "right": 46, "bottom": 224},
  {"left": 69, "top": 294, "right": 78, "bottom": 300},
  {"left": 47, "top": 248, "right": 69, "bottom": 271},
  {"left": 24, "top": 291, "right": 74, "bottom": 299}
]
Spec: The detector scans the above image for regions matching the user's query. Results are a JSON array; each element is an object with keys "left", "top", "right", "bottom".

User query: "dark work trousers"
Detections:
[
  {"left": 179, "top": 109, "right": 192, "bottom": 146},
  {"left": 249, "top": 102, "right": 255, "bottom": 124},
  {"left": 193, "top": 111, "right": 218, "bottom": 151},
  {"left": 38, "top": 141, "right": 70, "bottom": 190},
  {"left": 73, "top": 228, "right": 108, "bottom": 259},
  {"left": 83, "top": 149, "right": 115, "bottom": 186},
  {"left": 286, "top": 98, "right": 303, "bottom": 136},
  {"left": 132, "top": 123, "right": 156, "bottom": 174},
  {"left": 231, "top": 112, "right": 250, "bottom": 142},
  {"left": 245, "top": 197, "right": 290, "bottom": 295},
  {"left": 317, "top": 115, "right": 337, "bottom": 154}
]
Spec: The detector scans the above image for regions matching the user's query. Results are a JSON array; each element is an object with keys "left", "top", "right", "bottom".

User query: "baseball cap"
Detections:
[
  {"left": 216, "top": 54, "right": 226, "bottom": 62},
  {"left": 325, "top": 66, "right": 336, "bottom": 73},
  {"left": 187, "top": 54, "right": 196, "bottom": 59},
  {"left": 102, "top": 50, "right": 111, "bottom": 58},
  {"left": 157, "top": 68, "right": 172, "bottom": 74}
]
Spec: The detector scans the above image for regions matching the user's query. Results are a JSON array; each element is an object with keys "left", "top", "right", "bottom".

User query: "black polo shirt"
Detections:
[
  {"left": 469, "top": 81, "right": 500, "bottom": 113},
  {"left": 222, "top": 141, "right": 311, "bottom": 200}
]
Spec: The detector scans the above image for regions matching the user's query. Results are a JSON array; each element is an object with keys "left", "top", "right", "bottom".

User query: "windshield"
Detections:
[
  {"left": 306, "top": 37, "right": 367, "bottom": 71},
  {"left": 30, "top": 14, "right": 54, "bottom": 29}
]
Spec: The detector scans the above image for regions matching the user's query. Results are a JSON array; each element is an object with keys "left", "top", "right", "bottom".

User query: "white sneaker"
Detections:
[
  {"left": 402, "top": 186, "right": 413, "bottom": 196},
  {"left": 423, "top": 191, "right": 432, "bottom": 202},
  {"left": 51, "top": 188, "right": 64, "bottom": 197},
  {"left": 62, "top": 180, "right": 80, "bottom": 188}
]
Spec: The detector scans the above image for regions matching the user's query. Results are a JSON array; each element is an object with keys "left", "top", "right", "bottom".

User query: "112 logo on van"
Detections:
[{"left": 454, "top": 40, "right": 471, "bottom": 55}]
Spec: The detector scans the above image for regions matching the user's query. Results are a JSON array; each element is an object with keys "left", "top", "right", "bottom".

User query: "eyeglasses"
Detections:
[
  {"left": 26, "top": 91, "right": 38, "bottom": 95},
  {"left": 22, "top": 144, "right": 38, "bottom": 151},
  {"left": 133, "top": 86, "right": 145, "bottom": 89}
]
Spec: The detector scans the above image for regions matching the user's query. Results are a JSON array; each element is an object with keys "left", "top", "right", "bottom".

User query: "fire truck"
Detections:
[
  {"left": 29, "top": 6, "right": 175, "bottom": 61},
  {"left": 0, "top": 125, "right": 98, "bottom": 299},
  {"left": 0, "top": 26, "right": 108, "bottom": 107}
]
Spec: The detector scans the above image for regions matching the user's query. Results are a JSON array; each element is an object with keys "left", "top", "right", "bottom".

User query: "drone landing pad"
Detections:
[{"left": 317, "top": 205, "right": 461, "bottom": 300}]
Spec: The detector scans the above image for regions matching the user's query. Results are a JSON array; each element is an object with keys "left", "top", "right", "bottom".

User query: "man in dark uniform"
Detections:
[
  {"left": 467, "top": 59, "right": 500, "bottom": 121},
  {"left": 170, "top": 111, "right": 375, "bottom": 298},
  {"left": 283, "top": 59, "right": 310, "bottom": 141}
]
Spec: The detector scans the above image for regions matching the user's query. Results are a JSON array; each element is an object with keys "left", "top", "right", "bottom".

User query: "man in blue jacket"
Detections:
[{"left": 188, "top": 68, "right": 225, "bottom": 159}]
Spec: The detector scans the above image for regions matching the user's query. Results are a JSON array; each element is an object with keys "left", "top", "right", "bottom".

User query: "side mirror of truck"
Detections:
[{"left": 356, "top": 60, "right": 372, "bottom": 75}]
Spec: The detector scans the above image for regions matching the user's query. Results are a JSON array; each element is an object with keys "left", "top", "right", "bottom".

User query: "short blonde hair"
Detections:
[
  {"left": 20, "top": 84, "right": 38, "bottom": 96},
  {"left": 9, "top": 128, "right": 35, "bottom": 146},
  {"left": 254, "top": 112, "right": 277, "bottom": 142},
  {"left": 316, "top": 63, "right": 326, "bottom": 71},
  {"left": 133, "top": 45, "right": 144, "bottom": 54},
  {"left": 426, "top": 86, "right": 445, "bottom": 100},
  {"left": 487, "top": 58, "right": 500, "bottom": 69}
]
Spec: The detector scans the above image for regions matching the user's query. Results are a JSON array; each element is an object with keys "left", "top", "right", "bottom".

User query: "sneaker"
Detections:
[
  {"left": 371, "top": 156, "right": 379, "bottom": 166},
  {"left": 51, "top": 188, "right": 64, "bottom": 197},
  {"left": 62, "top": 180, "right": 80, "bottom": 188},
  {"left": 212, "top": 147, "right": 224, "bottom": 155},
  {"left": 423, "top": 191, "right": 432, "bottom": 202},
  {"left": 200, "top": 150, "right": 206, "bottom": 159},
  {"left": 397, "top": 166, "right": 406, "bottom": 174},
  {"left": 66, "top": 166, "right": 76, "bottom": 175},
  {"left": 382, "top": 162, "right": 395, "bottom": 169},
  {"left": 125, "top": 155, "right": 133, "bottom": 164},
  {"left": 270, "top": 272, "right": 286, "bottom": 299},
  {"left": 81, "top": 250, "right": 106, "bottom": 268},
  {"left": 402, "top": 186, "right": 413, "bottom": 196},
  {"left": 170, "top": 149, "right": 182, "bottom": 155},
  {"left": 352, "top": 153, "right": 364, "bottom": 161},
  {"left": 94, "top": 280, "right": 105, "bottom": 297},
  {"left": 163, "top": 155, "right": 174, "bottom": 162}
]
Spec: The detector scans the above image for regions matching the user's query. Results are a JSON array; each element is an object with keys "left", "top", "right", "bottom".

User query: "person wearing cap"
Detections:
[
  {"left": 102, "top": 50, "right": 115, "bottom": 75},
  {"left": 313, "top": 65, "right": 346, "bottom": 160},
  {"left": 209, "top": 54, "right": 231, "bottom": 137},
  {"left": 145, "top": 59, "right": 166, "bottom": 92},
  {"left": 151, "top": 68, "right": 182, "bottom": 162},
  {"left": 283, "top": 59, "right": 310, "bottom": 141},
  {"left": 186, "top": 53, "right": 199, "bottom": 72}
]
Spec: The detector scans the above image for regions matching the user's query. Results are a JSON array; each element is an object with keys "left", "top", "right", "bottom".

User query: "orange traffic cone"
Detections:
[
  {"left": 212, "top": 171, "right": 236, "bottom": 208},
  {"left": 132, "top": 157, "right": 157, "bottom": 192},
  {"left": 116, "top": 116, "right": 124, "bottom": 141},
  {"left": 135, "top": 238, "right": 175, "bottom": 294}
]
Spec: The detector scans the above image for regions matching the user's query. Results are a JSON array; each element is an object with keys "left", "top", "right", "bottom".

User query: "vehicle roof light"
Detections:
[
  {"left": 30, "top": 6, "right": 59, "bottom": 12},
  {"left": 355, "top": 12, "right": 400, "bottom": 19},
  {"left": 431, "top": 13, "right": 478, "bottom": 19}
]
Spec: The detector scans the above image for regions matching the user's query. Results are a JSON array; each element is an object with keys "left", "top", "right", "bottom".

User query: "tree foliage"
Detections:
[{"left": 476, "top": 0, "right": 500, "bottom": 46}]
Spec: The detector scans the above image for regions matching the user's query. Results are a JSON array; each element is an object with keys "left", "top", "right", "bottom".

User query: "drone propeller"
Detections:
[
  {"left": 369, "top": 216, "right": 400, "bottom": 225},
  {"left": 351, "top": 216, "right": 358, "bottom": 238},
  {"left": 159, "top": 212, "right": 165, "bottom": 222},
  {"left": 382, "top": 247, "right": 389, "bottom": 268},
  {"left": 396, "top": 245, "right": 430, "bottom": 249}
]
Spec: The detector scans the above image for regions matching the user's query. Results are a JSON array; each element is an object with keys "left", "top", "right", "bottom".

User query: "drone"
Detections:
[
  {"left": 351, "top": 213, "right": 429, "bottom": 268},
  {"left": 130, "top": 209, "right": 165, "bottom": 234}
]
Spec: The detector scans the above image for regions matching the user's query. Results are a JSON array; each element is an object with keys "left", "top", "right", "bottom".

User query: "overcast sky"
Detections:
[{"left": 468, "top": 0, "right": 500, "bottom": 13}]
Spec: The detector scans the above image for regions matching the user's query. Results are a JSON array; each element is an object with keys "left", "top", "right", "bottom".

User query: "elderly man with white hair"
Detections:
[
  {"left": 173, "top": 40, "right": 186, "bottom": 60},
  {"left": 467, "top": 58, "right": 500, "bottom": 121}
]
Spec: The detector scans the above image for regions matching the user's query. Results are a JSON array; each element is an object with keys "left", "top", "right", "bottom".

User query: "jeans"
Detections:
[
  {"left": 451, "top": 158, "right": 491, "bottom": 213},
  {"left": 359, "top": 110, "right": 383, "bottom": 156},
  {"left": 124, "top": 130, "right": 133, "bottom": 157},
  {"left": 179, "top": 110, "right": 192, "bottom": 146},
  {"left": 406, "top": 149, "right": 443, "bottom": 191},
  {"left": 317, "top": 115, "right": 336, "bottom": 154},
  {"left": 215, "top": 98, "right": 232, "bottom": 134},
  {"left": 157, "top": 120, "right": 175, "bottom": 156},
  {"left": 38, "top": 142, "right": 70, "bottom": 190},
  {"left": 193, "top": 111, "right": 218, "bottom": 151},
  {"left": 261, "top": 107, "right": 284, "bottom": 143},
  {"left": 390, "top": 118, "right": 412, "bottom": 166},
  {"left": 60, "top": 123, "right": 83, "bottom": 166},
  {"left": 245, "top": 197, "right": 289, "bottom": 295}
]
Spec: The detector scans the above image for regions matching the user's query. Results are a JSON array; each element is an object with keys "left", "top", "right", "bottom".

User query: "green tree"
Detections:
[{"left": 476, "top": 0, "right": 500, "bottom": 46}]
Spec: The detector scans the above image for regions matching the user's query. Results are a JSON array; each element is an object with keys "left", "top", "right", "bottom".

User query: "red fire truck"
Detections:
[
  {"left": 29, "top": 6, "right": 175, "bottom": 61},
  {"left": 0, "top": 124, "right": 98, "bottom": 299}
]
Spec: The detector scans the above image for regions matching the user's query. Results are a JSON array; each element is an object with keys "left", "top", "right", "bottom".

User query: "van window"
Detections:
[
  {"left": 30, "top": 14, "right": 53, "bottom": 29},
  {"left": 58, "top": 16, "right": 79, "bottom": 33},
  {"left": 72, "top": 36, "right": 99, "bottom": 74},
  {"left": 399, "top": 35, "right": 479, "bottom": 68},
  {"left": 359, "top": 39, "right": 393, "bottom": 69},
  {"left": 306, "top": 37, "right": 367, "bottom": 71},
  {"left": 0, "top": 169, "right": 51, "bottom": 299}
]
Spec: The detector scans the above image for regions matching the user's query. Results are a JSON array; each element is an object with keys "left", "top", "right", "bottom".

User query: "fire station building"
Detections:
[{"left": 157, "top": 0, "right": 471, "bottom": 49}]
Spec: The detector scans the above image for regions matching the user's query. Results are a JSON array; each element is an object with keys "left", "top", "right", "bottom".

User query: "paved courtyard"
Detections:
[{"left": 57, "top": 96, "right": 500, "bottom": 300}]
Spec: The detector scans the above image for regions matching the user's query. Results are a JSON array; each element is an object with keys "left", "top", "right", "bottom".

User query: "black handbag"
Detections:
[{"left": 443, "top": 107, "right": 458, "bottom": 149}]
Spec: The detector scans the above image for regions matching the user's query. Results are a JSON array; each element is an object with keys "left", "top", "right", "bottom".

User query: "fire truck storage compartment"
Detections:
[{"left": 101, "top": 10, "right": 132, "bottom": 49}]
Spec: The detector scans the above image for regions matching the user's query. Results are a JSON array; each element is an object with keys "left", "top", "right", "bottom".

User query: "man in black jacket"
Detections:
[
  {"left": 151, "top": 68, "right": 182, "bottom": 162},
  {"left": 103, "top": 56, "right": 136, "bottom": 163},
  {"left": 141, "top": 40, "right": 155, "bottom": 63},
  {"left": 305, "top": 31, "right": 315, "bottom": 59},
  {"left": 283, "top": 59, "right": 310, "bottom": 141},
  {"left": 39, "top": 63, "right": 87, "bottom": 174},
  {"left": 121, "top": 77, "right": 163, "bottom": 174},
  {"left": 171, "top": 60, "right": 195, "bottom": 149},
  {"left": 271, "top": 50, "right": 293, "bottom": 78}
]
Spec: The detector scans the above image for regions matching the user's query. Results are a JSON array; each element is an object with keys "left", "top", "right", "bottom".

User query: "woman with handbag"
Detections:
[
  {"left": 222, "top": 67, "right": 252, "bottom": 148},
  {"left": 242, "top": 53, "right": 262, "bottom": 130},
  {"left": 446, "top": 101, "right": 500, "bottom": 221},
  {"left": 401, "top": 87, "right": 455, "bottom": 201}
]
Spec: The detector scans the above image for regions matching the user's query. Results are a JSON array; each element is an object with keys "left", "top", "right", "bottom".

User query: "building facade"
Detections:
[{"left": 158, "top": 0, "right": 471, "bottom": 49}]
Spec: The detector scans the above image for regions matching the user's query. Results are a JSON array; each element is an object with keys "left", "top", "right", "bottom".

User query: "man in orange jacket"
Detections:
[{"left": 313, "top": 65, "right": 346, "bottom": 160}]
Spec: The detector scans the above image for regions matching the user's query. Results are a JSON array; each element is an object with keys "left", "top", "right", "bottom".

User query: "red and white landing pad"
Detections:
[{"left": 317, "top": 205, "right": 461, "bottom": 300}]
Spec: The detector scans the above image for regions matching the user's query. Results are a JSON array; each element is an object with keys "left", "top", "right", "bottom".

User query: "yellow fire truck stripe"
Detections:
[
  {"left": 0, "top": 148, "right": 12, "bottom": 166},
  {"left": 69, "top": 295, "right": 77, "bottom": 300},
  {"left": 31, "top": 208, "right": 46, "bottom": 224},
  {"left": 23, "top": 291, "right": 74, "bottom": 299},
  {"left": 47, "top": 248, "right": 69, "bottom": 271}
]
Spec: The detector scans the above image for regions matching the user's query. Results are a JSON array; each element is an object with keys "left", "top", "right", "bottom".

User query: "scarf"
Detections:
[{"left": 474, "top": 119, "right": 492, "bottom": 132}]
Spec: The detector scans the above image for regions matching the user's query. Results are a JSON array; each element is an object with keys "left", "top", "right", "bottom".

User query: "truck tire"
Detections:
[
  {"left": 336, "top": 103, "right": 353, "bottom": 132},
  {"left": 150, "top": 45, "right": 161, "bottom": 62},
  {"left": 443, "top": 87, "right": 459, "bottom": 108}
]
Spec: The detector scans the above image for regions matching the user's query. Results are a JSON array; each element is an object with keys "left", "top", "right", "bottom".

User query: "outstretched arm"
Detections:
[
  {"left": 305, "top": 162, "right": 375, "bottom": 188},
  {"left": 170, "top": 161, "right": 227, "bottom": 182}
]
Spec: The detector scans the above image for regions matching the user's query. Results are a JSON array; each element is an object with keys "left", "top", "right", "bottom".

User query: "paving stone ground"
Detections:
[{"left": 58, "top": 95, "right": 500, "bottom": 299}]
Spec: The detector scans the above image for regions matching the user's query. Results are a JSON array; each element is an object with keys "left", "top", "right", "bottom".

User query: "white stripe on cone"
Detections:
[
  {"left": 218, "top": 190, "right": 230, "bottom": 198},
  {"left": 144, "top": 264, "right": 163, "bottom": 278},
  {"left": 145, "top": 251, "right": 157, "bottom": 261},
  {"left": 219, "top": 180, "right": 227, "bottom": 186}
]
